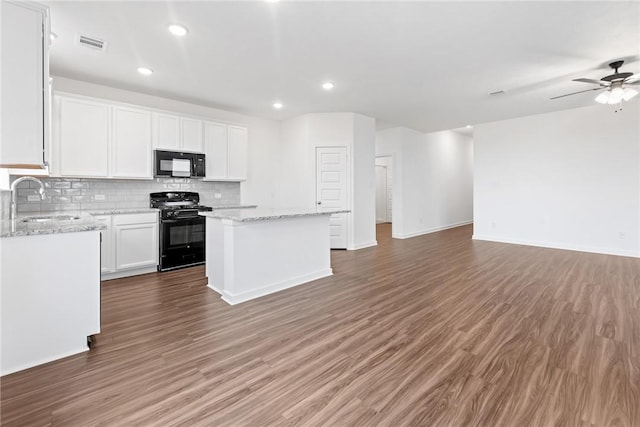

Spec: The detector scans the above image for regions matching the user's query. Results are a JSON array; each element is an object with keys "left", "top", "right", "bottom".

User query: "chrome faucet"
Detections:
[{"left": 10, "top": 176, "right": 46, "bottom": 220}]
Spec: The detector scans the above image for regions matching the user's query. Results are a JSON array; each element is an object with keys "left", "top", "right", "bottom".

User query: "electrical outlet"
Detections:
[
  {"left": 491, "top": 222, "right": 497, "bottom": 229},
  {"left": 618, "top": 232, "right": 625, "bottom": 239},
  {"left": 27, "top": 195, "right": 41, "bottom": 202},
  {"left": 214, "top": 193, "right": 222, "bottom": 199},
  {"left": 94, "top": 194, "right": 106, "bottom": 201}
]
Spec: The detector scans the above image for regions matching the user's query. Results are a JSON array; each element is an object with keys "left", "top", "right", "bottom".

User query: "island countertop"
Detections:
[
  {"left": 199, "top": 208, "right": 350, "bottom": 222},
  {"left": 0, "top": 213, "right": 106, "bottom": 238}
]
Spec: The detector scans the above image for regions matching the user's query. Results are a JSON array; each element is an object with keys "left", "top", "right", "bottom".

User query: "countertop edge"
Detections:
[{"left": 199, "top": 209, "right": 350, "bottom": 222}]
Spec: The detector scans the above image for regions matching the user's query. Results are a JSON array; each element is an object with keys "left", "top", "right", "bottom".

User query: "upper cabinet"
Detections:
[
  {"left": 204, "top": 122, "right": 228, "bottom": 179},
  {"left": 54, "top": 96, "right": 110, "bottom": 177},
  {"left": 227, "top": 125, "right": 248, "bottom": 181},
  {"left": 52, "top": 94, "right": 152, "bottom": 179},
  {"left": 0, "top": 1, "right": 50, "bottom": 168},
  {"left": 153, "top": 113, "right": 203, "bottom": 153},
  {"left": 52, "top": 92, "right": 247, "bottom": 181},
  {"left": 153, "top": 113, "right": 180, "bottom": 151},
  {"left": 204, "top": 122, "right": 247, "bottom": 181},
  {"left": 112, "top": 106, "right": 152, "bottom": 178},
  {"left": 180, "top": 118, "right": 204, "bottom": 153}
]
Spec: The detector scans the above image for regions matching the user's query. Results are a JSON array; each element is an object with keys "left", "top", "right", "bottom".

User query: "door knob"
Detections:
[{"left": 317, "top": 201, "right": 322, "bottom": 205}]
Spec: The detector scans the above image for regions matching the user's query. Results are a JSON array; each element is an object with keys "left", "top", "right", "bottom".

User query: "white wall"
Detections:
[
  {"left": 352, "top": 114, "right": 377, "bottom": 249},
  {"left": 278, "top": 115, "right": 311, "bottom": 208},
  {"left": 280, "top": 112, "right": 377, "bottom": 249},
  {"left": 376, "top": 127, "right": 474, "bottom": 239},
  {"left": 473, "top": 102, "right": 639, "bottom": 257},
  {"left": 51, "top": 76, "right": 282, "bottom": 208}
]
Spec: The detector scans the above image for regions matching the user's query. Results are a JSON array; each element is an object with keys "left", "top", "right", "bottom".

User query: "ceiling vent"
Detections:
[
  {"left": 76, "top": 33, "right": 107, "bottom": 52},
  {"left": 489, "top": 90, "right": 506, "bottom": 96}
]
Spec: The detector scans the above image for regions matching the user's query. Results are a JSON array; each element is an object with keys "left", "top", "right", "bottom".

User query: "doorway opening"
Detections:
[{"left": 375, "top": 156, "right": 393, "bottom": 236}]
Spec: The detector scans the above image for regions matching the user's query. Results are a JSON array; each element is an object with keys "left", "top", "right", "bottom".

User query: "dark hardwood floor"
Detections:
[{"left": 1, "top": 224, "right": 639, "bottom": 426}]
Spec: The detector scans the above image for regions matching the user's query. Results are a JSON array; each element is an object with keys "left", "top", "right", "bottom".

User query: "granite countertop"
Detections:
[
  {"left": 0, "top": 213, "right": 106, "bottom": 238},
  {"left": 199, "top": 208, "right": 350, "bottom": 222},
  {"left": 85, "top": 207, "right": 159, "bottom": 215},
  {"left": 209, "top": 205, "right": 258, "bottom": 210}
]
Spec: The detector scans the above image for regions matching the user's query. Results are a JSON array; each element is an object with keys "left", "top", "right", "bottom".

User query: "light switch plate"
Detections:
[{"left": 214, "top": 193, "right": 222, "bottom": 199}]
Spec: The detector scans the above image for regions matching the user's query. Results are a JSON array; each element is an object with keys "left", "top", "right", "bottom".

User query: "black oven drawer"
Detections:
[{"left": 159, "top": 246, "right": 205, "bottom": 271}]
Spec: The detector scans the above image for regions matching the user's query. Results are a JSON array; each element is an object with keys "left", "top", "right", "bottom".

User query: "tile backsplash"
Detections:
[{"left": 7, "top": 177, "right": 240, "bottom": 215}]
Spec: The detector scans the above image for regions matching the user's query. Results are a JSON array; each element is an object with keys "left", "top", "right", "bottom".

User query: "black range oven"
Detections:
[{"left": 150, "top": 192, "right": 212, "bottom": 271}]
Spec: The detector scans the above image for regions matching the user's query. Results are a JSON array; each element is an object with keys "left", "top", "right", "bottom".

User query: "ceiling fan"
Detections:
[{"left": 551, "top": 60, "right": 640, "bottom": 105}]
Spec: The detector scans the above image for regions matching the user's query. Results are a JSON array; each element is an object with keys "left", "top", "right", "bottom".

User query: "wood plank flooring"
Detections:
[{"left": 1, "top": 224, "right": 639, "bottom": 426}]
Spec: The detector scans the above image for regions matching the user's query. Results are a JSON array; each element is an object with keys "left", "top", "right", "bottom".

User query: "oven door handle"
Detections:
[{"left": 161, "top": 218, "right": 204, "bottom": 224}]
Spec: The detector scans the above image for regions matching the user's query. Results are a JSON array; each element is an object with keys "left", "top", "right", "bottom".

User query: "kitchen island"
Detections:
[
  {"left": 200, "top": 208, "right": 348, "bottom": 305},
  {"left": 0, "top": 214, "right": 104, "bottom": 375}
]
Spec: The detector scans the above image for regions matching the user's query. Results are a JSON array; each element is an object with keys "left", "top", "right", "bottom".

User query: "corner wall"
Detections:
[
  {"left": 473, "top": 102, "right": 640, "bottom": 257},
  {"left": 280, "top": 113, "right": 377, "bottom": 250},
  {"left": 376, "top": 127, "right": 474, "bottom": 239}
]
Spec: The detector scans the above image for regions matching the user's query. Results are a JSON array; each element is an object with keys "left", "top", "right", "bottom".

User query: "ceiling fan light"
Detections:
[
  {"left": 608, "top": 92, "right": 624, "bottom": 105},
  {"left": 594, "top": 91, "right": 609, "bottom": 104},
  {"left": 622, "top": 87, "right": 638, "bottom": 101}
]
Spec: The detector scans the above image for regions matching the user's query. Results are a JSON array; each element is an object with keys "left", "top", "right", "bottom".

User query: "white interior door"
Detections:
[
  {"left": 375, "top": 165, "right": 387, "bottom": 223},
  {"left": 316, "top": 147, "right": 348, "bottom": 249}
]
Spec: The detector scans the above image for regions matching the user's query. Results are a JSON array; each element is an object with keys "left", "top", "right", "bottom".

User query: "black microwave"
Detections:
[{"left": 154, "top": 150, "right": 206, "bottom": 178}]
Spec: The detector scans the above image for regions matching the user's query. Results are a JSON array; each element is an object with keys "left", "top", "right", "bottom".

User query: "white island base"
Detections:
[{"left": 202, "top": 210, "right": 339, "bottom": 305}]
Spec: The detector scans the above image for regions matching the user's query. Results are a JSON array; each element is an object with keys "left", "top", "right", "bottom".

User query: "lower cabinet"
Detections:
[
  {"left": 93, "top": 215, "right": 113, "bottom": 273},
  {"left": 97, "top": 212, "right": 158, "bottom": 279}
]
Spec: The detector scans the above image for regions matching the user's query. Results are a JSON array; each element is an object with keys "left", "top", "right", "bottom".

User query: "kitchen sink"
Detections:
[{"left": 20, "top": 215, "right": 82, "bottom": 223}]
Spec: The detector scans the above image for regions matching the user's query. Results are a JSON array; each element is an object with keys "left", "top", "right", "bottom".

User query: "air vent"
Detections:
[
  {"left": 76, "top": 33, "right": 107, "bottom": 52},
  {"left": 489, "top": 90, "right": 506, "bottom": 96}
]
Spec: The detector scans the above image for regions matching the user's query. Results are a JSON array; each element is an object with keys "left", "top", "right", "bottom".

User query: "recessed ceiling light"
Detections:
[
  {"left": 466, "top": 125, "right": 472, "bottom": 129},
  {"left": 168, "top": 24, "right": 188, "bottom": 36},
  {"left": 322, "top": 82, "right": 335, "bottom": 90},
  {"left": 50, "top": 32, "right": 57, "bottom": 41},
  {"left": 266, "top": 0, "right": 280, "bottom": 3},
  {"left": 137, "top": 67, "right": 153, "bottom": 76},
  {"left": 273, "top": 102, "right": 283, "bottom": 109}
]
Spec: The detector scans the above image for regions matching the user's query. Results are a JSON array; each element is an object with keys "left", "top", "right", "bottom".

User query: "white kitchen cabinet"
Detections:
[
  {"left": 181, "top": 118, "right": 204, "bottom": 152},
  {"left": 0, "top": 230, "right": 101, "bottom": 375},
  {"left": 153, "top": 113, "right": 203, "bottom": 153},
  {"left": 227, "top": 125, "right": 248, "bottom": 180},
  {"left": 153, "top": 113, "right": 180, "bottom": 150},
  {"left": 0, "top": 1, "right": 49, "bottom": 168},
  {"left": 93, "top": 215, "right": 114, "bottom": 273},
  {"left": 112, "top": 106, "right": 153, "bottom": 178},
  {"left": 55, "top": 96, "right": 110, "bottom": 177},
  {"left": 204, "top": 122, "right": 228, "bottom": 179},
  {"left": 204, "top": 123, "right": 247, "bottom": 181},
  {"left": 113, "top": 213, "right": 158, "bottom": 271}
]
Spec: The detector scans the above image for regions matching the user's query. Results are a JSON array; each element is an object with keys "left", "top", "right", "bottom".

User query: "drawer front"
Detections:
[{"left": 112, "top": 212, "right": 158, "bottom": 226}]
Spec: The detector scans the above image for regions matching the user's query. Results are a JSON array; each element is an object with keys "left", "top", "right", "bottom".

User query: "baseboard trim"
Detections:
[
  {"left": 394, "top": 220, "right": 473, "bottom": 240},
  {"left": 207, "top": 283, "right": 223, "bottom": 295},
  {"left": 220, "top": 268, "right": 333, "bottom": 305},
  {"left": 101, "top": 266, "right": 157, "bottom": 281},
  {"left": 348, "top": 240, "right": 378, "bottom": 250},
  {"left": 1, "top": 345, "right": 88, "bottom": 377},
  {"left": 472, "top": 234, "right": 640, "bottom": 258}
]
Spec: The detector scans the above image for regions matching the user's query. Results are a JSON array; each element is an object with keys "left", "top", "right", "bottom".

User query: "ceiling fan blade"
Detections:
[
  {"left": 550, "top": 87, "right": 602, "bottom": 100},
  {"left": 572, "top": 78, "right": 604, "bottom": 85},
  {"left": 624, "top": 73, "right": 640, "bottom": 84},
  {"left": 626, "top": 80, "right": 640, "bottom": 85}
]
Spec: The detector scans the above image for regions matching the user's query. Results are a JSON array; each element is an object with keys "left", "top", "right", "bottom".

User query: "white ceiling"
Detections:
[{"left": 46, "top": 1, "right": 640, "bottom": 133}]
